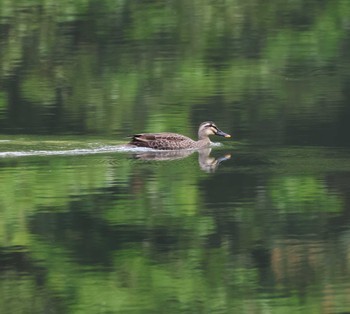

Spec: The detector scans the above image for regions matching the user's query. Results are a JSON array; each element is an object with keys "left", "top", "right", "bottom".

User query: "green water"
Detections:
[
  {"left": 1, "top": 0, "right": 350, "bottom": 313},
  {"left": 1, "top": 140, "right": 349, "bottom": 313}
]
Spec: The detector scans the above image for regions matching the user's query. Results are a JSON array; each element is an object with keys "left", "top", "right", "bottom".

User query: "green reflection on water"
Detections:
[
  {"left": 0, "top": 142, "right": 349, "bottom": 313},
  {"left": 270, "top": 176, "right": 343, "bottom": 213}
]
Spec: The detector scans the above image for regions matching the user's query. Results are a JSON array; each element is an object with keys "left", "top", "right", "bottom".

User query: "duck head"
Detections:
[{"left": 198, "top": 121, "right": 231, "bottom": 140}]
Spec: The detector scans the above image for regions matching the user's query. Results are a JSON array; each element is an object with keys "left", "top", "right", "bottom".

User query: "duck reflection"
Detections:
[
  {"left": 132, "top": 147, "right": 231, "bottom": 172},
  {"left": 198, "top": 148, "right": 231, "bottom": 172}
]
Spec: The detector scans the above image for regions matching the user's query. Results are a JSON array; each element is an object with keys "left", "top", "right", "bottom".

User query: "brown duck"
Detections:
[{"left": 127, "top": 121, "right": 231, "bottom": 150}]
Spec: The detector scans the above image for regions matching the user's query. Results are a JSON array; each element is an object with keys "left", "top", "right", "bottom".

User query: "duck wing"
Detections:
[{"left": 129, "top": 133, "right": 194, "bottom": 150}]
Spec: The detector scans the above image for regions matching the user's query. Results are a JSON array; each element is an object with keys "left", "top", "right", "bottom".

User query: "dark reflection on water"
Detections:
[{"left": 1, "top": 0, "right": 350, "bottom": 313}]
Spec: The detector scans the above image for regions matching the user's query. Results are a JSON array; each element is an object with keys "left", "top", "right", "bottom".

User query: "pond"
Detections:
[{"left": 0, "top": 1, "right": 350, "bottom": 313}]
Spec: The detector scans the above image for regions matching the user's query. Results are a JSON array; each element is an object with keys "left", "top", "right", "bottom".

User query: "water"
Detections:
[
  {"left": 1, "top": 1, "right": 350, "bottom": 313},
  {"left": 1, "top": 140, "right": 349, "bottom": 313}
]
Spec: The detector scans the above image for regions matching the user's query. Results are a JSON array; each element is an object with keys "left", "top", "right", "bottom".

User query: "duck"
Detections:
[{"left": 127, "top": 121, "right": 231, "bottom": 150}]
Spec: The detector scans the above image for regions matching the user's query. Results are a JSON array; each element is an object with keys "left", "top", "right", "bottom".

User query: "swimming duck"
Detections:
[{"left": 127, "top": 121, "right": 231, "bottom": 150}]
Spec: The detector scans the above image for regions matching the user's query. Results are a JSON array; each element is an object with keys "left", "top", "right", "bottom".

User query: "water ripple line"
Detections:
[{"left": 0, "top": 145, "right": 155, "bottom": 158}]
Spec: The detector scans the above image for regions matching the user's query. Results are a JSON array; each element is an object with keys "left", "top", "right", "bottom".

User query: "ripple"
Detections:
[
  {"left": 0, "top": 142, "right": 226, "bottom": 158},
  {"left": 0, "top": 146, "right": 125, "bottom": 158}
]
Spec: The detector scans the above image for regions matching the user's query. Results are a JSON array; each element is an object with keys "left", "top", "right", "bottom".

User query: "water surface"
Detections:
[{"left": 1, "top": 1, "right": 350, "bottom": 313}]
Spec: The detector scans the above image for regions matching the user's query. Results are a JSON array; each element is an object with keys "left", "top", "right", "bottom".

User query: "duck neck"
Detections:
[
  {"left": 198, "top": 131, "right": 209, "bottom": 140},
  {"left": 197, "top": 134, "right": 211, "bottom": 146}
]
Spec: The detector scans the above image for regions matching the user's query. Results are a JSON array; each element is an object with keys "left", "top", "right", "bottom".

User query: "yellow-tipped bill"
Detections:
[{"left": 216, "top": 128, "right": 231, "bottom": 138}]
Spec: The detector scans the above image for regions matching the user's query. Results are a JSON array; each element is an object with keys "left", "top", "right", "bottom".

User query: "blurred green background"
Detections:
[
  {"left": 1, "top": 1, "right": 350, "bottom": 314},
  {"left": 0, "top": 0, "right": 349, "bottom": 146}
]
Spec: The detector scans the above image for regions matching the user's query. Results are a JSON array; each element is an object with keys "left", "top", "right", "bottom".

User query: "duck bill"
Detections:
[{"left": 216, "top": 129, "right": 231, "bottom": 138}]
